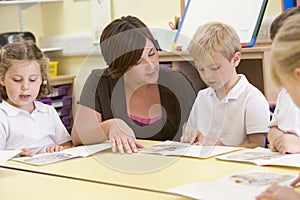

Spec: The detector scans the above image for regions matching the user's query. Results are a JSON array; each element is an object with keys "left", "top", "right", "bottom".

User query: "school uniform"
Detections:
[
  {"left": 186, "top": 74, "right": 270, "bottom": 146},
  {"left": 0, "top": 100, "right": 71, "bottom": 153},
  {"left": 269, "top": 88, "right": 300, "bottom": 137}
]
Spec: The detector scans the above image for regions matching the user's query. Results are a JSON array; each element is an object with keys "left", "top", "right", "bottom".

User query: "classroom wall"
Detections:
[{"left": 0, "top": 0, "right": 283, "bottom": 111}]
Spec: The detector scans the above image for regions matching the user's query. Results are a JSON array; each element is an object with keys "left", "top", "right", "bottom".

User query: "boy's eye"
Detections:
[
  {"left": 13, "top": 79, "right": 21, "bottom": 82},
  {"left": 211, "top": 66, "right": 220, "bottom": 70},
  {"left": 30, "top": 79, "right": 37, "bottom": 82},
  {"left": 198, "top": 68, "right": 204, "bottom": 72}
]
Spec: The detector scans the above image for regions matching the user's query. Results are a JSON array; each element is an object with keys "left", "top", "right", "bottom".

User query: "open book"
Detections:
[
  {"left": 138, "top": 141, "right": 243, "bottom": 158},
  {"left": 216, "top": 147, "right": 300, "bottom": 168},
  {"left": 169, "top": 170, "right": 298, "bottom": 200},
  {"left": 12, "top": 143, "right": 111, "bottom": 166}
]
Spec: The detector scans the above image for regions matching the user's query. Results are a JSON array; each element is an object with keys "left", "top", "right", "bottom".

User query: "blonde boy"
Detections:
[{"left": 181, "top": 22, "right": 269, "bottom": 148}]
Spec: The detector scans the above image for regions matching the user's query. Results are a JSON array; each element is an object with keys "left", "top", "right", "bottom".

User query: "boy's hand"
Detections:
[
  {"left": 181, "top": 129, "right": 203, "bottom": 144},
  {"left": 13, "top": 148, "right": 33, "bottom": 158},
  {"left": 195, "top": 135, "right": 224, "bottom": 146},
  {"left": 46, "top": 145, "right": 64, "bottom": 153}
]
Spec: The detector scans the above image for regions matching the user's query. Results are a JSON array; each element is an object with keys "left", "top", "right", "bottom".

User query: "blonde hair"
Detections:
[
  {"left": 270, "top": 13, "right": 300, "bottom": 87},
  {"left": 0, "top": 40, "right": 53, "bottom": 99},
  {"left": 188, "top": 22, "right": 241, "bottom": 61}
]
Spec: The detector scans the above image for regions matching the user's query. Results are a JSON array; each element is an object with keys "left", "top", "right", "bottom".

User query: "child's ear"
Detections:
[
  {"left": 294, "top": 67, "right": 300, "bottom": 80},
  {"left": 0, "top": 76, "right": 4, "bottom": 86},
  {"left": 232, "top": 52, "right": 241, "bottom": 67}
]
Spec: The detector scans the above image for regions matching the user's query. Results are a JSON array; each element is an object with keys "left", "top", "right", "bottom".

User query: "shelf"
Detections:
[
  {"left": 49, "top": 75, "right": 75, "bottom": 86},
  {"left": 41, "top": 47, "right": 62, "bottom": 53},
  {"left": 0, "top": 0, "right": 61, "bottom": 5},
  {"left": 0, "top": 0, "right": 62, "bottom": 32}
]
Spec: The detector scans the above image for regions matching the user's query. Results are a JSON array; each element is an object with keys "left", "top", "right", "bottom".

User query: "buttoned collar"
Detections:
[{"left": 207, "top": 74, "right": 249, "bottom": 102}]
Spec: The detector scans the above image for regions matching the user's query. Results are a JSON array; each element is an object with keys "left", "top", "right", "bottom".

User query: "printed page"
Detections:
[
  {"left": 216, "top": 147, "right": 300, "bottom": 167},
  {"left": 169, "top": 170, "right": 298, "bottom": 200},
  {"left": 139, "top": 141, "right": 243, "bottom": 158},
  {"left": 0, "top": 150, "right": 21, "bottom": 164},
  {"left": 12, "top": 143, "right": 111, "bottom": 166},
  {"left": 62, "top": 143, "right": 111, "bottom": 157},
  {"left": 12, "top": 152, "right": 79, "bottom": 165}
]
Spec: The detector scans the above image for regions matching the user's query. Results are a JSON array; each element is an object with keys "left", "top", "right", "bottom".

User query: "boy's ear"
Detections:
[
  {"left": 232, "top": 52, "right": 241, "bottom": 67},
  {"left": 294, "top": 67, "right": 300, "bottom": 80}
]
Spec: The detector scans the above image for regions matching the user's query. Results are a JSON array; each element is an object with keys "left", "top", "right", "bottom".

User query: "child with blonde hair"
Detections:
[
  {"left": 267, "top": 6, "right": 300, "bottom": 154},
  {"left": 181, "top": 22, "right": 269, "bottom": 148},
  {"left": 0, "top": 40, "right": 71, "bottom": 157},
  {"left": 256, "top": 13, "right": 300, "bottom": 200}
]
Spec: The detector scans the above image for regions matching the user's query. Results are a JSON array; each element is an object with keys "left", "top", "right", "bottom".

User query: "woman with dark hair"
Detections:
[{"left": 72, "top": 16, "right": 196, "bottom": 154}]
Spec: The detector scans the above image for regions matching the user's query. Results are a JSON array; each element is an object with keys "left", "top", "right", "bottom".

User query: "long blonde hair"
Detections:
[{"left": 270, "top": 13, "right": 300, "bottom": 87}]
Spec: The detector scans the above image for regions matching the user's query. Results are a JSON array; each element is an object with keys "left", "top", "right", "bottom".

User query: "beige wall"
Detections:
[
  {"left": 0, "top": 0, "right": 282, "bottom": 44},
  {"left": 0, "top": 0, "right": 283, "bottom": 109}
]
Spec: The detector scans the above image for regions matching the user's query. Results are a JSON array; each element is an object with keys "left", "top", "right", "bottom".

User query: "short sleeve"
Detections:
[
  {"left": 79, "top": 69, "right": 105, "bottom": 110},
  {"left": 0, "top": 112, "right": 8, "bottom": 150}
]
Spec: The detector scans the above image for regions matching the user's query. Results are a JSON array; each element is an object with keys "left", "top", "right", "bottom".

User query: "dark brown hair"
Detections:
[
  {"left": 100, "top": 15, "right": 158, "bottom": 79},
  {"left": 270, "top": 6, "right": 300, "bottom": 40},
  {"left": 0, "top": 40, "right": 53, "bottom": 99}
]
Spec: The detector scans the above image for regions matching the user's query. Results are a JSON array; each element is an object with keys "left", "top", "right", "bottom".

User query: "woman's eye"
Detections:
[
  {"left": 149, "top": 52, "right": 155, "bottom": 57},
  {"left": 30, "top": 79, "right": 37, "bottom": 82},
  {"left": 135, "top": 60, "right": 142, "bottom": 65},
  {"left": 198, "top": 68, "right": 204, "bottom": 72},
  {"left": 13, "top": 79, "right": 21, "bottom": 82}
]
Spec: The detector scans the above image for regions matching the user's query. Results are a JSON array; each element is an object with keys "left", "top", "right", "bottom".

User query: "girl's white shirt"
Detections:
[
  {"left": 0, "top": 100, "right": 71, "bottom": 153},
  {"left": 269, "top": 88, "right": 300, "bottom": 137}
]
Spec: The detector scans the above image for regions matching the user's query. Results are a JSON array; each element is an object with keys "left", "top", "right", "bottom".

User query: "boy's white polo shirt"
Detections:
[
  {"left": 186, "top": 74, "right": 269, "bottom": 146},
  {"left": 0, "top": 100, "right": 71, "bottom": 153},
  {"left": 269, "top": 89, "right": 300, "bottom": 137}
]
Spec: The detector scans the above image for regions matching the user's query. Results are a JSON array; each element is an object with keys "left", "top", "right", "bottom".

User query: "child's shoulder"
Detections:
[
  {"left": 34, "top": 101, "right": 57, "bottom": 113},
  {"left": 237, "top": 74, "right": 265, "bottom": 96}
]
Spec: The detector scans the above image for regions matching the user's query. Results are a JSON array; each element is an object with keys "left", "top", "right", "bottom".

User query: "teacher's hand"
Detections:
[{"left": 108, "top": 118, "right": 143, "bottom": 154}]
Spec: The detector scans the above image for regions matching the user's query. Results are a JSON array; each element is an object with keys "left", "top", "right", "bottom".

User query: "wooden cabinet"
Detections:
[{"left": 159, "top": 45, "right": 279, "bottom": 102}]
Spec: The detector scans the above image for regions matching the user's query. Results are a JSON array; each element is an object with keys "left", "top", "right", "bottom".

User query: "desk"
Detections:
[
  {"left": 0, "top": 167, "right": 186, "bottom": 200},
  {"left": 1, "top": 140, "right": 299, "bottom": 198},
  {"left": 159, "top": 46, "right": 279, "bottom": 102}
]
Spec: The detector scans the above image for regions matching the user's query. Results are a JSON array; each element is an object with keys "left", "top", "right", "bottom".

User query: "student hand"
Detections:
[
  {"left": 290, "top": 173, "right": 300, "bottom": 187},
  {"left": 273, "top": 134, "right": 300, "bottom": 154},
  {"left": 180, "top": 129, "right": 203, "bottom": 144},
  {"left": 46, "top": 145, "right": 64, "bottom": 153},
  {"left": 13, "top": 148, "right": 33, "bottom": 157},
  {"left": 195, "top": 135, "right": 224, "bottom": 146},
  {"left": 256, "top": 184, "right": 300, "bottom": 200},
  {"left": 108, "top": 119, "right": 143, "bottom": 154}
]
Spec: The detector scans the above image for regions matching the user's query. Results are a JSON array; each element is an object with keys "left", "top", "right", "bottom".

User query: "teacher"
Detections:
[{"left": 72, "top": 16, "right": 196, "bottom": 153}]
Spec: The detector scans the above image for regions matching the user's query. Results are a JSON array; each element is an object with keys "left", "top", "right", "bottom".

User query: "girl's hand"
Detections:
[
  {"left": 46, "top": 145, "right": 64, "bottom": 153},
  {"left": 273, "top": 134, "right": 300, "bottom": 154},
  {"left": 13, "top": 148, "right": 33, "bottom": 158},
  {"left": 256, "top": 184, "right": 300, "bottom": 200},
  {"left": 108, "top": 119, "right": 143, "bottom": 154}
]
